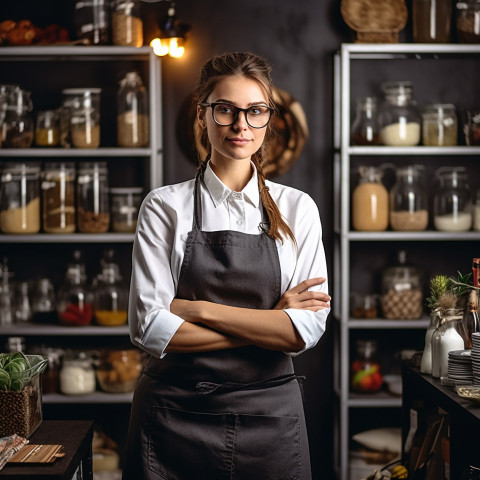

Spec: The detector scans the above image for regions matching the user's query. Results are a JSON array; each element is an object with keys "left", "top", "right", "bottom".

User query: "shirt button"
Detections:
[{"left": 237, "top": 220, "right": 243, "bottom": 225}]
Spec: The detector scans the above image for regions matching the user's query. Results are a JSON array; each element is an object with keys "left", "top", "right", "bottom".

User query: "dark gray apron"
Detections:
[{"left": 123, "top": 171, "right": 311, "bottom": 480}]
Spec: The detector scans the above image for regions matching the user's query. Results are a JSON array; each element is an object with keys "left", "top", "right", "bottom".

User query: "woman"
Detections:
[{"left": 123, "top": 51, "right": 330, "bottom": 480}]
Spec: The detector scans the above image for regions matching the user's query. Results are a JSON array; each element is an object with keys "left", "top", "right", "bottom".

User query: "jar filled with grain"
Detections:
[
  {"left": 378, "top": 81, "right": 421, "bottom": 146},
  {"left": 35, "top": 110, "right": 60, "bottom": 147},
  {"left": 413, "top": 0, "right": 452, "bottom": 42},
  {"left": 112, "top": 0, "right": 144, "bottom": 47},
  {"left": 117, "top": 71, "right": 149, "bottom": 147},
  {"left": 422, "top": 104, "right": 458, "bottom": 146},
  {"left": 42, "top": 162, "right": 76, "bottom": 233},
  {"left": 0, "top": 162, "right": 41, "bottom": 234},
  {"left": 76, "top": 161, "right": 110, "bottom": 233},
  {"left": 4, "top": 88, "right": 34, "bottom": 148},
  {"left": 390, "top": 165, "right": 428, "bottom": 231},
  {"left": 456, "top": 0, "right": 480, "bottom": 43}
]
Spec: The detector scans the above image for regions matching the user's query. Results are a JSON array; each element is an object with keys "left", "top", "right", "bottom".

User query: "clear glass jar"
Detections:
[
  {"left": 0, "top": 85, "right": 20, "bottom": 147},
  {"left": 74, "top": 0, "right": 109, "bottom": 45},
  {"left": 350, "top": 292, "right": 380, "bottom": 319},
  {"left": 31, "top": 278, "right": 57, "bottom": 324},
  {"left": 351, "top": 339, "right": 383, "bottom": 393},
  {"left": 464, "top": 108, "right": 480, "bottom": 145},
  {"left": 35, "top": 110, "right": 60, "bottom": 147},
  {"left": 93, "top": 249, "right": 129, "bottom": 326},
  {"left": 422, "top": 104, "right": 458, "bottom": 146},
  {"left": 421, "top": 308, "right": 441, "bottom": 374},
  {"left": 390, "top": 165, "right": 428, "bottom": 231},
  {"left": 433, "top": 166, "right": 472, "bottom": 231},
  {"left": 117, "top": 72, "right": 149, "bottom": 147},
  {"left": 413, "top": 0, "right": 452, "bottom": 42},
  {"left": 110, "top": 187, "right": 142, "bottom": 232},
  {"left": 0, "top": 162, "right": 41, "bottom": 234},
  {"left": 41, "top": 162, "right": 76, "bottom": 233},
  {"left": 350, "top": 97, "right": 381, "bottom": 146},
  {"left": 60, "top": 351, "right": 96, "bottom": 395},
  {"left": 381, "top": 250, "right": 424, "bottom": 320},
  {"left": 378, "top": 81, "right": 421, "bottom": 146},
  {"left": 14, "top": 281, "right": 32, "bottom": 323},
  {"left": 70, "top": 89, "right": 101, "bottom": 149},
  {"left": 456, "top": 0, "right": 480, "bottom": 43},
  {"left": 76, "top": 161, "right": 110, "bottom": 233},
  {"left": 96, "top": 348, "right": 143, "bottom": 393},
  {"left": 112, "top": 0, "right": 144, "bottom": 47},
  {"left": 4, "top": 88, "right": 34, "bottom": 148},
  {"left": 352, "top": 166, "right": 389, "bottom": 231}
]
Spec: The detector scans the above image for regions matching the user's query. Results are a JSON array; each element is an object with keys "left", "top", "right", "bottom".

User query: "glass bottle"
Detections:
[
  {"left": 14, "top": 281, "right": 32, "bottom": 323},
  {"left": 390, "top": 165, "right": 428, "bottom": 231},
  {"left": 117, "top": 71, "right": 149, "bottom": 147},
  {"left": 413, "top": 0, "right": 452, "bottom": 43},
  {"left": 378, "top": 81, "right": 421, "bottom": 146},
  {"left": 4, "top": 88, "right": 34, "bottom": 148},
  {"left": 112, "top": 0, "right": 144, "bottom": 47},
  {"left": 74, "top": 0, "right": 109, "bottom": 45},
  {"left": 69, "top": 88, "right": 102, "bottom": 149},
  {"left": 35, "top": 110, "right": 60, "bottom": 147},
  {"left": 93, "top": 249, "right": 129, "bottom": 326},
  {"left": 76, "top": 161, "right": 110, "bottom": 233},
  {"left": 0, "top": 162, "right": 41, "bottom": 234},
  {"left": 433, "top": 166, "right": 472, "bottom": 232},
  {"left": 60, "top": 350, "right": 96, "bottom": 395},
  {"left": 0, "top": 258, "right": 14, "bottom": 326},
  {"left": 352, "top": 166, "right": 389, "bottom": 231},
  {"left": 421, "top": 308, "right": 441, "bottom": 374},
  {"left": 42, "top": 162, "right": 76, "bottom": 233},
  {"left": 422, "top": 104, "right": 458, "bottom": 146},
  {"left": 350, "top": 96, "right": 381, "bottom": 146},
  {"left": 31, "top": 278, "right": 57, "bottom": 324},
  {"left": 456, "top": 0, "right": 480, "bottom": 43},
  {"left": 351, "top": 339, "right": 383, "bottom": 393}
]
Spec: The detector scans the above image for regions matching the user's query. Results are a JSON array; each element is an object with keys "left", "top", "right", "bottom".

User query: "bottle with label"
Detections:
[
  {"left": 112, "top": 0, "right": 144, "bottom": 47},
  {"left": 413, "top": 0, "right": 452, "bottom": 43},
  {"left": 350, "top": 96, "right": 381, "bottom": 146},
  {"left": 74, "top": 0, "right": 109, "bottom": 45}
]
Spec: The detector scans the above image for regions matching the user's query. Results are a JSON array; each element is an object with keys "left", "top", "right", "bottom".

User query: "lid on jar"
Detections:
[
  {"left": 357, "top": 165, "right": 384, "bottom": 183},
  {"left": 422, "top": 104, "right": 456, "bottom": 115},
  {"left": 1, "top": 162, "right": 41, "bottom": 179},
  {"left": 43, "top": 161, "right": 76, "bottom": 171},
  {"left": 457, "top": 0, "right": 480, "bottom": 9},
  {"left": 395, "top": 164, "right": 424, "bottom": 177},
  {"left": 109, "top": 187, "right": 143, "bottom": 195},
  {"left": 435, "top": 166, "right": 468, "bottom": 181},
  {"left": 77, "top": 161, "right": 108, "bottom": 173},
  {"left": 62, "top": 88, "right": 102, "bottom": 95},
  {"left": 119, "top": 71, "right": 144, "bottom": 87}
]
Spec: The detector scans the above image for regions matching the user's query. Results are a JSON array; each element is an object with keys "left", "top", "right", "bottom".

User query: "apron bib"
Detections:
[{"left": 123, "top": 171, "right": 311, "bottom": 480}]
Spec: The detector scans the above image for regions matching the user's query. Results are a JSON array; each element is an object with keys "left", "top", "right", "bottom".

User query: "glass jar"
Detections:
[
  {"left": 378, "top": 81, "right": 421, "bottom": 146},
  {"left": 351, "top": 339, "right": 383, "bottom": 393},
  {"left": 352, "top": 166, "right": 389, "bottom": 231},
  {"left": 421, "top": 308, "right": 441, "bottom": 374},
  {"left": 350, "top": 292, "right": 380, "bottom": 319},
  {"left": 96, "top": 349, "right": 143, "bottom": 393},
  {"left": 76, "top": 161, "right": 110, "bottom": 233},
  {"left": 381, "top": 250, "right": 424, "bottom": 320},
  {"left": 74, "top": 0, "right": 109, "bottom": 45},
  {"left": 390, "top": 165, "right": 428, "bottom": 231},
  {"left": 0, "top": 162, "right": 41, "bottom": 234},
  {"left": 93, "top": 249, "right": 129, "bottom": 326},
  {"left": 0, "top": 85, "right": 19, "bottom": 147},
  {"left": 350, "top": 97, "right": 381, "bottom": 146},
  {"left": 4, "top": 88, "right": 34, "bottom": 148},
  {"left": 433, "top": 166, "right": 472, "bottom": 231},
  {"left": 41, "top": 162, "right": 76, "bottom": 233},
  {"left": 117, "top": 72, "right": 149, "bottom": 147},
  {"left": 0, "top": 258, "right": 14, "bottom": 327},
  {"left": 30, "top": 345, "right": 63, "bottom": 394},
  {"left": 112, "top": 0, "right": 144, "bottom": 47},
  {"left": 14, "top": 281, "right": 32, "bottom": 323},
  {"left": 35, "top": 110, "right": 60, "bottom": 147},
  {"left": 413, "top": 0, "right": 452, "bottom": 42},
  {"left": 31, "top": 278, "right": 57, "bottom": 324},
  {"left": 60, "top": 351, "right": 96, "bottom": 395},
  {"left": 456, "top": 0, "right": 480, "bottom": 43},
  {"left": 110, "top": 187, "right": 142, "bottom": 232},
  {"left": 422, "top": 104, "right": 458, "bottom": 146},
  {"left": 69, "top": 89, "right": 101, "bottom": 149}
]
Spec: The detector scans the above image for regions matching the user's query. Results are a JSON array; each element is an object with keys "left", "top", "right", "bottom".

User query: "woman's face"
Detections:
[{"left": 197, "top": 75, "right": 269, "bottom": 165}]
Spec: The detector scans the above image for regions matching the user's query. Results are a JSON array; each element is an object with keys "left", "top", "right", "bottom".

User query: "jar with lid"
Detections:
[
  {"left": 433, "top": 166, "right": 472, "bottom": 231},
  {"left": 0, "top": 162, "right": 41, "bottom": 234},
  {"left": 378, "top": 81, "right": 421, "bottom": 146},
  {"left": 0, "top": 85, "right": 19, "bottom": 147},
  {"left": 352, "top": 166, "right": 389, "bottom": 231},
  {"left": 42, "top": 162, "right": 76, "bottom": 233},
  {"left": 60, "top": 350, "right": 96, "bottom": 395},
  {"left": 35, "top": 110, "right": 60, "bottom": 147},
  {"left": 390, "top": 165, "right": 428, "bottom": 231},
  {"left": 4, "top": 88, "right": 34, "bottom": 148},
  {"left": 93, "top": 249, "right": 129, "bottom": 326},
  {"left": 77, "top": 161, "right": 110, "bottom": 233},
  {"left": 413, "top": 0, "right": 452, "bottom": 42},
  {"left": 96, "top": 348, "right": 143, "bottom": 393},
  {"left": 351, "top": 339, "right": 383, "bottom": 393},
  {"left": 381, "top": 250, "right": 424, "bottom": 320},
  {"left": 456, "top": 0, "right": 480, "bottom": 43},
  {"left": 110, "top": 187, "right": 142, "bottom": 232},
  {"left": 350, "top": 97, "right": 381, "bottom": 146},
  {"left": 74, "top": 0, "right": 109, "bottom": 45},
  {"left": 117, "top": 72, "right": 149, "bottom": 147},
  {"left": 422, "top": 104, "right": 458, "bottom": 146},
  {"left": 112, "top": 0, "right": 144, "bottom": 47},
  {"left": 350, "top": 292, "right": 380, "bottom": 319},
  {"left": 31, "top": 278, "right": 57, "bottom": 324},
  {"left": 68, "top": 88, "right": 101, "bottom": 149}
]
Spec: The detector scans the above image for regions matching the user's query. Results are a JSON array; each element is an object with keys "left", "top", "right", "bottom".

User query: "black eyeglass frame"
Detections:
[{"left": 199, "top": 102, "right": 274, "bottom": 129}]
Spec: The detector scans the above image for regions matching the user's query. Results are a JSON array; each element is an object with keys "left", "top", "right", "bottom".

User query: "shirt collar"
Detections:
[{"left": 203, "top": 162, "right": 260, "bottom": 208}]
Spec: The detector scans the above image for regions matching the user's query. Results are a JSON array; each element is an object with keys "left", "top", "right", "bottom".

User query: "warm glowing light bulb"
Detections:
[
  {"left": 150, "top": 38, "right": 169, "bottom": 56},
  {"left": 168, "top": 38, "right": 185, "bottom": 58}
]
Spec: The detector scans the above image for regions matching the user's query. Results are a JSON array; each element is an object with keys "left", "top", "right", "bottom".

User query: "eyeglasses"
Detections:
[{"left": 199, "top": 102, "right": 273, "bottom": 129}]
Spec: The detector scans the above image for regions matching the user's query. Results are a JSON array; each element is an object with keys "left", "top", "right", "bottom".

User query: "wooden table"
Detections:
[{"left": 0, "top": 420, "right": 94, "bottom": 480}]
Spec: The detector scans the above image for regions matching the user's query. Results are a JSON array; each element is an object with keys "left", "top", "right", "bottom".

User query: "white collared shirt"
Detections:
[{"left": 129, "top": 163, "right": 330, "bottom": 358}]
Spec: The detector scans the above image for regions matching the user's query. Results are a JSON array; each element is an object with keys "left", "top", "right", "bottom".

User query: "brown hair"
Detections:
[{"left": 193, "top": 51, "right": 295, "bottom": 244}]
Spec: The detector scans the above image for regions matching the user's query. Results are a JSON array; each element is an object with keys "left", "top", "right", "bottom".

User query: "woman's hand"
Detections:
[{"left": 274, "top": 277, "right": 330, "bottom": 312}]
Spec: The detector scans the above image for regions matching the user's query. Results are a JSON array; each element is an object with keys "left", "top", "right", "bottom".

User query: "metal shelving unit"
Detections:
[{"left": 333, "top": 43, "right": 480, "bottom": 480}]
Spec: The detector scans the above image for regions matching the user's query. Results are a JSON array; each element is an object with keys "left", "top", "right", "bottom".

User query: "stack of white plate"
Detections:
[
  {"left": 448, "top": 349, "right": 473, "bottom": 386},
  {"left": 472, "top": 333, "right": 480, "bottom": 386}
]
